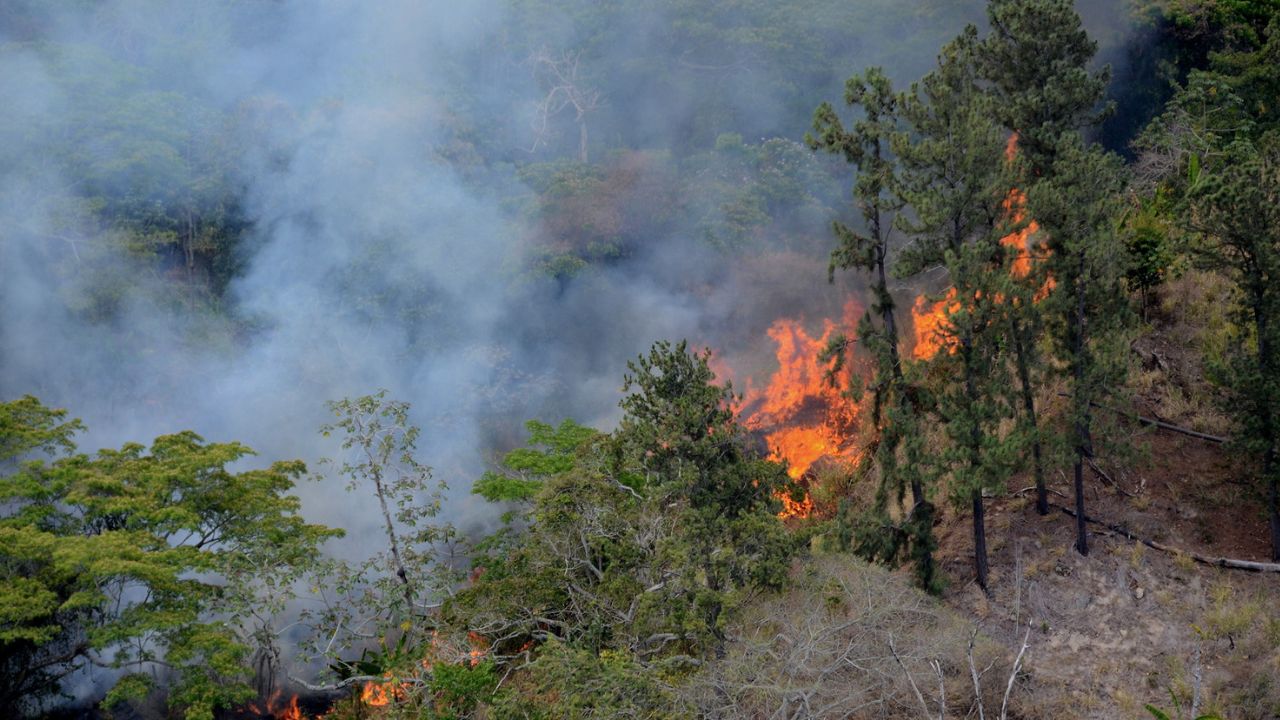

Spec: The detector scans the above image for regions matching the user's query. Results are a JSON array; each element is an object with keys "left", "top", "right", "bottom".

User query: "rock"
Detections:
[{"left": 1134, "top": 587, "right": 1145, "bottom": 600}]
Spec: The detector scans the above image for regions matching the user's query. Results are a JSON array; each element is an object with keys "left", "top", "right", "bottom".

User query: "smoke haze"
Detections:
[{"left": 0, "top": 0, "right": 1137, "bottom": 549}]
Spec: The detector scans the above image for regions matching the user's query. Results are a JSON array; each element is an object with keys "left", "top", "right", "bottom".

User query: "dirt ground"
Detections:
[{"left": 932, "top": 423, "right": 1280, "bottom": 719}]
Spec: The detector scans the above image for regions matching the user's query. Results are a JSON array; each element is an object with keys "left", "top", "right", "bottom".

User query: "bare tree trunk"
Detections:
[
  {"left": 963, "top": 330, "right": 990, "bottom": 594},
  {"left": 1265, "top": 413, "right": 1279, "bottom": 561},
  {"left": 356, "top": 421, "right": 414, "bottom": 609},
  {"left": 578, "top": 116, "right": 588, "bottom": 164},
  {"left": 973, "top": 489, "right": 989, "bottom": 593}
]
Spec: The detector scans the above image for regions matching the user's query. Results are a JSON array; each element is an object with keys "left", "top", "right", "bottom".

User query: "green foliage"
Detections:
[
  {"left": 491, "top": 639, "right": 675, "bottom": 719},
  {"left": 427, "top": 660, "right": 501, "bottom": 718},
  {"left": 893, "top": 25, "right": 1023, "bottom": 591},
  {"left": 311, "top": 392, "right": 459, "bottom": 672},
  {"left": 0, "top": 395, "right": 82, "bottom": 463},
  {"left": 1125, "top": 208, "right": 1177, "bottom": 308},
  {"left": 809, "top": 63, "right": 941, "bottom": 592},
  {"left": 473, "top": 419, "right": 600, "bottom": 504},
  {"left": 0, "top": 396, "right": 338, "bottom": 719},
  {"left": 1033, "top": 138, "right": 1133, "bottom": 409},
  {"left": 1032, "top": 137, "right": 1133, "bottom": 556},
  {"left": 617, "top": 340, "right": 785, "bottom": 515},
  {"left": 1185, "top": 134, "right": 1280, "bottom": 557},
  {"left": 978, "top": 0, "right": 1111, "bottom": 175},
  {"left": 448, "top": 342, "right": 795, "bottom": 717}
]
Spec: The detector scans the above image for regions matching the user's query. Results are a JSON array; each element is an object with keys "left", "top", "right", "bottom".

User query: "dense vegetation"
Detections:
[{"left": 2, "top": 0, "right": 1279, "bottom": 718}]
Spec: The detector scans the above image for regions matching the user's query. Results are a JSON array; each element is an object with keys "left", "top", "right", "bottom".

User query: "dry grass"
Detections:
[{"left": 686, "top": 556, "right": 1035, "bottom": 719}]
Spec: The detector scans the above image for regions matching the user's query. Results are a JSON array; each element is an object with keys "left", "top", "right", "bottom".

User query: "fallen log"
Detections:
[
  {"left": 1056, "top": 393, "right": 1228, "bottom": 444},
  {"left": 1048, "top": 503, "right": 1280, "bottom": 573}
]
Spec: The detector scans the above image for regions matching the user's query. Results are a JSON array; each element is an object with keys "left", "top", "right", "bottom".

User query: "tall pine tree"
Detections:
[
  {"left": 1030, "top": 138, "right": 1130, "bottom": 556},
  {"left": 808, "top": 69, "right": 939, "bottom": 592},
  {"left": 895, "top": 27, "right": 1021, "bottom": 593},
  {"left": 978, "top": 0, "right": 1114, "bottom": 536}
]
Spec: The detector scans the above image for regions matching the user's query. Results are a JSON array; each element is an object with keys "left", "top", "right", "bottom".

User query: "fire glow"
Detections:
[
  {"left": 354, "top": 631, "right": 488, "bottom": 712},
  {"left": 911, "top": 135, "right": 1045, "bottom": 360},
  {"left": 246, "top": 690, "right": 304, "bottom": 720},
  {"left": 721, "top": 301, "right": 863, "bottom": 518}
]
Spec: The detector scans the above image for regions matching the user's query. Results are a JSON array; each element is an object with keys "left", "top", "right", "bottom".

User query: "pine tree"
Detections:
[
  {"left": 808, "top": 69, "right": 939, "bottom": 592},
  {"left": 979, "top": 0, "right": 1111, "bottom": 177},
  {"left": 1030, "top": 138, "right": 1131, "bottom": 556},
  {"left": 895, "top": 27, "right": 1020, "bottom": 593},
  {"left": 978, "top": 0, "right": 1112, "bottom": 520}
]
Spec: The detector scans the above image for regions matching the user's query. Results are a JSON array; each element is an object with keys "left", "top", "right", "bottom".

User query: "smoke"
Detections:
[{"left": 0, "top": 0, "right": 1144, "bottom": 695}]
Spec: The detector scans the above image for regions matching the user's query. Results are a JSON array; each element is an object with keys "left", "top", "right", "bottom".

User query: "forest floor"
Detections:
[{"left": 931, "top": 279, "right": 1280, "bottom": 719}]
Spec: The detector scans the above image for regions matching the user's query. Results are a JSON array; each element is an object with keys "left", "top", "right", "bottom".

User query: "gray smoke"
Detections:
[{"left": 0, "top": 3, "right": 1140, "bottom": 690}]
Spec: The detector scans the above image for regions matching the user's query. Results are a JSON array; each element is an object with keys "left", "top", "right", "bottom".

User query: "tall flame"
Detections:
[{"left": 720, "top": 301, "right": 863, "bottom": 518}]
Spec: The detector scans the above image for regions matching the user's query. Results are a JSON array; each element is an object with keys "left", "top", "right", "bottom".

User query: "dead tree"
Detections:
[{"left": 529, "top": 48, "right": 602, "bottom": 164}]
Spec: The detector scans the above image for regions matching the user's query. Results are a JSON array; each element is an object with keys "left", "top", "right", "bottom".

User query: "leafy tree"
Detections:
[
  {"left": 473, "top": 418, "right": 600, "bottom": 506},
  {"left": 309, "top": 392, "right": 460, "bottom": 675},
  {"left": 0, "top": 396, "right": 338, "bottom": 720},
  {"left": 449, "top": 342, "right": 793, "bottom": 717},
  {"left": 614, "top": 341, "right": 794, "bottom": 643},
  {"left": 808, "top": 68, "right": 940, "bottom": 592},
  {"left": 616, "top": 340, "right": 783, "bottom": 514},
  {"left": 1124, "top": 207, "right": 1176, "bottom": 318},
  {"left": 893, "top": 27, "right": 1020, "bottom": 592}
]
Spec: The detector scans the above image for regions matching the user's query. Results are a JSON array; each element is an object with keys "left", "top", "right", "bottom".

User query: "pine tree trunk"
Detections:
[
  {"left": 962, "top": 329, "right": 990, "bottom": 593},
  {"left": 1268, "top": 447, "right": 1279, "bottom": 562},
  {"left": 873, "top": 221, "right": 934, "bottom": 586},
  {"left": 1012, "top": 318, "right": 1048, "bottom": 515},
  {"left": 1257, "top": 302, "right": 1279, "bottom": 560},
  {"left": 1073, "top": 251, "right": 1089, "bottom": 556},
  {"left": 973, "top": 488, "right": 989, "bottom": 592},
  {"left": 1073, "top": 456, "right": 1088, "bottom": 555}
]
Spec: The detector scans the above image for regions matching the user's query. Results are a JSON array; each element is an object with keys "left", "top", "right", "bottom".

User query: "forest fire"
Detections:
[
  {"left": 911, "top": 135, "right": 1044, "bottom": 360},
  {"left": 243, "top": 690, "right": 304, "bottom": 720},
  {"left": 351, "top": 631, "right": 489, "bottom": 712},
  {"left": 720, "top": 301, "right": 863, "bottom": 518}
]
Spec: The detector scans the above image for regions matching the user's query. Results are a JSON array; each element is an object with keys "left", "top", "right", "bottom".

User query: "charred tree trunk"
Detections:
[
  {"left": 1267, "top": 444, "right": 1278, "bottom": 562},
  {"left": 964, "top": 331, "right": 990, "bottom": 593}
]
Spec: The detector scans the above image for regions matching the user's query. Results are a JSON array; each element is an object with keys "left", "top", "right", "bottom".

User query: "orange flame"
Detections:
[
  {"left": 360, "top": 677, "right": 394, "bottom": 707},
  {"left": 911, "top": 289, "right": 959, "bottom": 360},
  {"left": 720, "top": 301, "right": 863, "bottom": 518},
  {"left": 1000, "top": 134, "right": 1039, "bottom": 281},
  {"left": 356, "top": 631, "right": 490, "bottom": 710},
  {"left": 248, "top": 690, "right": 305, "bottom": 719},
  {"left": 911, "top": 135, "right": 1051, "bottom": 360}
]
